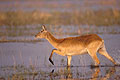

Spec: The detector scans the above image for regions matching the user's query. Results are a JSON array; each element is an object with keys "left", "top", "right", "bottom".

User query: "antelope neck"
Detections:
[{"left": 46, "top": 32, "right": 58, "bottom": 48}]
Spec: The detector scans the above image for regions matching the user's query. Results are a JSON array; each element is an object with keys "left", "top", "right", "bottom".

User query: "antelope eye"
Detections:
[{"left": 41, "top": 30, "right": 44, "bottom": 32}]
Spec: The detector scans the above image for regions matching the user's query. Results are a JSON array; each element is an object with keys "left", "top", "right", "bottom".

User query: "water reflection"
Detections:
[
  {"left": 91, "top": 67, "right": 100, "bottom": 80},
  {"left": 0, "top": 64, "right": 118, "bottom": 79},
  {"left": 50, "top": 66, "right": 116, "bottom": 80},
  {"left": 100, "top": 67, "right": 115, "bottom": 80}
]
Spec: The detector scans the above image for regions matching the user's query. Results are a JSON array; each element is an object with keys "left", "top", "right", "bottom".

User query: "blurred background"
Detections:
[
  {"left": 0, "top": 0, "right": 120, "bottom": 41},
  {"left": 0, "top": 0, "right": 120, "bottom": 79}
]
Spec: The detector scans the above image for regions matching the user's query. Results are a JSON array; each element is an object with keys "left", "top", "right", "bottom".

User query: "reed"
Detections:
[{"left": 0, "top": 9, "right": 120, "bottom": 26}]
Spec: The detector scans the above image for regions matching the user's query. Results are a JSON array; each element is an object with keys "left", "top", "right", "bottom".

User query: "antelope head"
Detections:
[{"left": 35, "top": 25, "right": 48, "bottom": 39}]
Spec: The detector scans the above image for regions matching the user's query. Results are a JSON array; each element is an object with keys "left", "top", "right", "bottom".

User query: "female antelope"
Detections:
[{"left": 35, "top": 25, "right": 116, "bottom": 66}]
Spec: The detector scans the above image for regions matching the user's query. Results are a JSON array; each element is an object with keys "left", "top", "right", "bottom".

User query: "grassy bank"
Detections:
[{"left": 0, "top": 9, "right": 120, "bottom": 26}]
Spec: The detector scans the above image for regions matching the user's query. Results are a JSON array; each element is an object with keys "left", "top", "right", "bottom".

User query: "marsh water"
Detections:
[{"left": 0, "top": 25, "right": 120, "bottom": 79}]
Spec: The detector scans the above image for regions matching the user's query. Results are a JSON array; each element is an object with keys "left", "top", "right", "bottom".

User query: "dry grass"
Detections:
[{"left": 0, "top": 9, "right": 120, "bottom": 26}]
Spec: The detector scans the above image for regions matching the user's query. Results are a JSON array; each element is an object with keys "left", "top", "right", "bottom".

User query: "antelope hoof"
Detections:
[
  {"left": 114, "top": 64, "right": 120, "bottom": 66},
  {"left": 49, "top": 58, "right": 54, "bottom": 65},
  {"left": 114, "top": 62, "right": 117, "bottom": 65},
  {"left": 90, "top": 65, "right": 99, "bottom": 69}
]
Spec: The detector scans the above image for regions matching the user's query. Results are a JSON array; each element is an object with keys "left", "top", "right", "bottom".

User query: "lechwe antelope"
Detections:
[{"left": 35, "top": 25, "right": 117, "bottom": 66}]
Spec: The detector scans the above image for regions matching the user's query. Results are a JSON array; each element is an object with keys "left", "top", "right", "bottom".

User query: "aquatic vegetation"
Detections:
[{"left": 0, "top": 65, "right": 120, "bottom": 79}]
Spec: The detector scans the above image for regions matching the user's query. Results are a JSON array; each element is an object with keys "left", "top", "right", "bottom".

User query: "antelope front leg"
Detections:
[
  {"left": 67, "top": 56, "right": 72, "bottom": 67},
  {"left": 49, "top": 49, "right": 65, "bottom": 65}
]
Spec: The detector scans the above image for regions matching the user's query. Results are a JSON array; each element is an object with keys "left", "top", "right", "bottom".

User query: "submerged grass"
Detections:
[
  {"left": 0, "top": 24, "right": 120, "bottom": 38},
  {"left": 1, "top": 65, "right": 120, "bottom": 80}
]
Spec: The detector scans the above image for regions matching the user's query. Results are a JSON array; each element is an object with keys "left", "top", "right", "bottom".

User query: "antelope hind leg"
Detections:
[
  {"left": 98, "top": 47, "right": 117, "bottom": 65},
  {"left": 87, "top": 49, "right": 100, "bottom": 66}
]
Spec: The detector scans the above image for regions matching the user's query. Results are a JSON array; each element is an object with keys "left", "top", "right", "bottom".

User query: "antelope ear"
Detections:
[{"left": 42, "top": 25, "right": 47, "bottom": 31}]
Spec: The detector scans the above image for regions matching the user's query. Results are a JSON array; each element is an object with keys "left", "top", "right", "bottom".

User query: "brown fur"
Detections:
[
  {"left": 56, "top": 34, "right": 103, "bottom": 47},
  {"left": 35, "top": 25, "right": 116, "bottom": 66}
]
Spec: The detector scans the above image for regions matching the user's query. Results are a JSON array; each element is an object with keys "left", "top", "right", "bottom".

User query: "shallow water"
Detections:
[{"left": 0, "top": 34, "right": 120, "bottom": 79}]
